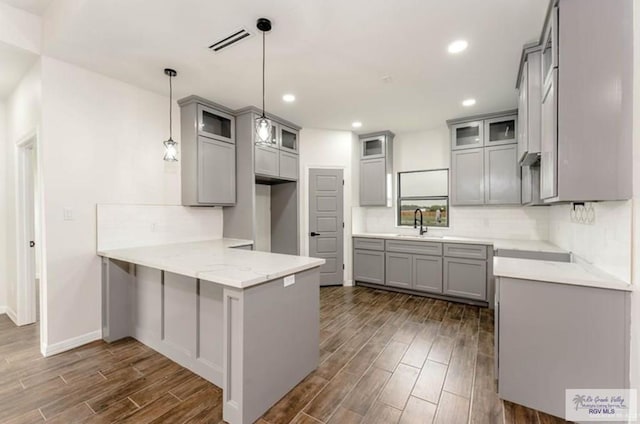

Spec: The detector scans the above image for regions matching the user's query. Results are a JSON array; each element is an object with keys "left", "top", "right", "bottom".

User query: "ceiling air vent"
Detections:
[{"left": 208, "top": 28, "right": 252, "bottom": 53}]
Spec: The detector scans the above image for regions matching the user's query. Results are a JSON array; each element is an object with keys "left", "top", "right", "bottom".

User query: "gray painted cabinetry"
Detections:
[
  {"left": 353, "top": 237, "right": 492, "bottom": 305},
  {"left": 448, "top": 111, "right": 520, "bottom": 206},
  {"left": 516, "top": 46, "right": 542, "bottom": 165},
  {"left": 179, "top": 96, "right": 237, "bottom": 206},
  {"left": 359, "top": 131, "right": 395, "bottom": 206}
]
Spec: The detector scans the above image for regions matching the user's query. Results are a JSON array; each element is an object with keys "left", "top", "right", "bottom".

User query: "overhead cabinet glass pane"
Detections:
[
  {"left": 488, "top": 119, "right": 516, "bottom": 142},
  {"left": 452, "top": 122, "right": 483, "bottom": 149},
  {"left": 281, "top": 128, "right": 297, "bottom": 150},
  {"left": 363, "top": 139, "right": 383, "bottom": 156},
  {"left": 201, "top": 109, "right": 232, "bottom": 139},
  {"left": 399, "top": 170, "right": 448, "bottom": 197}
]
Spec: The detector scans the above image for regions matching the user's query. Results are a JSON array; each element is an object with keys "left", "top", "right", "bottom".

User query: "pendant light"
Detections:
[
  {"left": 255, "top": 18, "right": 273, "bottom": 146},
  {"left": 163, "top": 68, "right": 178, "bottom": 161}
]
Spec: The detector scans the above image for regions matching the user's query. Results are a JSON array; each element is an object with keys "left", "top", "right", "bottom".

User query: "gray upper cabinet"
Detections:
[
  {"left": 412, "top": 255, "right": 443, "bottom": 294},
  {"left": 255, "top": 145, "right": 280, "bottom": 178},
  {"left": 484, "top": 144, "right": 521, "bottom": 205},
  {"left": 484, "top": 115, "right": 517, "bottom": 147},
  {"left": 537, "top": 0, "right": 632, "bottom": 202},
  {"left": 516, "top": 46, "right": 542, "bottom": 165},
  {"left": 359, "top": 131, "right": 394, "bottom": 206},
  {"left": 198, "top": 137, "right": 236, "bottom": 204},
  {"left": 179, "top": 96, "right": 236, "bottom": 206},
  {"left": 279, "top": 124, "right": 299, "bottom": 153},
  {"left": 443, "top": 257, "right": 487, "bottom": 301},
  {"left": 279, "top": 150, "right": 299, "bottom": 180},
  {"left": 449, "top": 111, "right": 519, "bottom": 206},
  {"left": 451, "top": 148, "right": 484, "bottom": 205},
  {"left": 385, "top": 252, "right": 412, "bottom": 289},
  {"left": 451, "top": 121, "right": 484, "bottom": 150}
]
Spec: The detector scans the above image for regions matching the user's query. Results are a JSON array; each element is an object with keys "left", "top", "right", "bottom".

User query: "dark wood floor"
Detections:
[{"left": 0, "top": 286, "right": 567, "bottom": 423}]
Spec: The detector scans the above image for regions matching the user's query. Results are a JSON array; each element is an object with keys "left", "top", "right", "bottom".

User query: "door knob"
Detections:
[
  {"left": 310, "top": 232, "right": 321, "bottom": 237},
  {"left": 29, "top": 241, "right": 35, "bottom": 248}
]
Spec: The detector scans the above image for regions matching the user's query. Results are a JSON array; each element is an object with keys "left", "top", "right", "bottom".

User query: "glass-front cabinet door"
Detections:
[
  {"left": 484, "top": 115, "right": 517, "bottom": 146},
  {"left": 269, "top": 122, "right": 279, "bottom": 147},
  {"left": 279, "top": 125, "right": 299, "bottom": 153},
  {"left": 451, "top": 121, "right": 483, "bottom": 150},
  {"left": 361, "top": 135, "right": 386, "bottom": 159},
  {"left": 197, "top": 105, "right": 235, "bottom": 143},
  {"left": 541, "top": 6, "right": 558, "bottom": 87}
]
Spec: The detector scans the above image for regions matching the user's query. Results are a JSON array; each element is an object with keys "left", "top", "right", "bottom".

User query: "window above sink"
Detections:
[{"left": 397, "top": 169, "right": 449, "bottom": 228}]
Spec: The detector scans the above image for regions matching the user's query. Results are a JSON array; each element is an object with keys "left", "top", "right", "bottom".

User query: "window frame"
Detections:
[{"left": 396, "top": 168, "right": 450, "bottom": 228}]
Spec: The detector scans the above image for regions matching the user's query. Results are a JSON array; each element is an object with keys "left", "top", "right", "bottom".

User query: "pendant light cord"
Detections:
[
  {"left": 262, "top": 30, "right": 266, "bottom": 118},
  {"left": 169, "top": 75, "right": 173, "bottom": 139}
]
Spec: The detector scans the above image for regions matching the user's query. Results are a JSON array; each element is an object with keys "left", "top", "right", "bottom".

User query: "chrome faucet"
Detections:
[{"left": 414, "top": 208, "right": 427, "bottom": 236}]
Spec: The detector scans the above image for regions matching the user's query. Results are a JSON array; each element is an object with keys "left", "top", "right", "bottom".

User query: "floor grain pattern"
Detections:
[{"left": 0, "top": 287, "right": 569, "bottom": 423}]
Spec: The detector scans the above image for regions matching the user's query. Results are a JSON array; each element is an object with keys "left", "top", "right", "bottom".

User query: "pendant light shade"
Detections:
[
  {"left": 163, "top": 68, "right": 178, "bottom": 161},
  {"left": 255, "top": 18, "right": 273, "bottom": 146}
]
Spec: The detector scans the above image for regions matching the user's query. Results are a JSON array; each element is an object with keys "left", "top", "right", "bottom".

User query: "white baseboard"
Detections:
[
  {"left": 6, "top": 307, "right": 18, "bottom": 325},
  {"left": 43, "top": 330, "right": 102, "bottom": 357},
  {"left": 343, "top": 279, "right": 354, "bottom": 287},
  {"left": 0, "top": 306, "right": 6, "bottom": 315}
]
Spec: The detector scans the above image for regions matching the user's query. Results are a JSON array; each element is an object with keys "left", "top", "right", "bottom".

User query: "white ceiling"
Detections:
[
  {"left": 40, "top": 0, "right": 546, "bottom": 133},
  {"left": 2, "top": 0, "right": 51, "bottom": 15},
  {"left": 0, "top": 41, "right": 38, "bottom": 100}
]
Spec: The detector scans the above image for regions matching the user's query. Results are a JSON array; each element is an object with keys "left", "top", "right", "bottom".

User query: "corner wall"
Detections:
[{"left": 0, "top": 101, "right": 6, "bottom": 313}]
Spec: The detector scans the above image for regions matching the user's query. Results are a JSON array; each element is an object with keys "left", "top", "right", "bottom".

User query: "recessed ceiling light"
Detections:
[
  {"left": 282, "top": 94, "right": 295, "bottom": 102},
  {"left": 462, "top": 98, "right": 476, "bottom": 107},
  {"left": 352, "top": 121, "right": 363, "bottom": 128},
  {"left": 448, "top": 40, "right": 468, "bottom": 54}
]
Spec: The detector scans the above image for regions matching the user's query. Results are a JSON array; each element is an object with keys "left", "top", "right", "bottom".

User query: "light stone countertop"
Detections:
[
  {"left": 352, "top": 232, "right": 566, "bottom": 253},
  {"left": 493, "top": 257, "right": 632, "bottom": 292},
  {"left": 98, "top": 239, "right": 325, "bottom": 289}
]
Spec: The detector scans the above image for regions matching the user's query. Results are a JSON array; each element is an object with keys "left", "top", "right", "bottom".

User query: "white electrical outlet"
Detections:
[
  {"left": 63, "top": 208, "right": 74, "bottom": 221},
  {"left": 284, "top": 275, "right": 295, "bottom": 287}
]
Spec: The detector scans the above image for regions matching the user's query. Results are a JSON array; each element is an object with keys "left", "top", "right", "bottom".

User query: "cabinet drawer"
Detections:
[
  {"left": 443, "top": 243, "right": 487, "bottom": 260},
  {"left": 353, "top": 238, "right": 385, "bottom": 251},
  {"left": 385, "top": 240, "right": 443, "bottom": 256},
  {"left": 353, "top": 249, "right": 385, "bottom": 285}
]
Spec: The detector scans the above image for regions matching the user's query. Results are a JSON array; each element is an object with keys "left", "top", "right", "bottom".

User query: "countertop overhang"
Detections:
[{"left": 98, "top": 239, "right": 325, "bottom": 289}]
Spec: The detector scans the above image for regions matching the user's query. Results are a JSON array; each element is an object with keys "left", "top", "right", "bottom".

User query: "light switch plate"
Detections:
[
  {"left": 63, "top": 208, "right": 73, "bottom": 221},
  {"left": 284, "top": 275, "right": 295, "bottom": 287}
]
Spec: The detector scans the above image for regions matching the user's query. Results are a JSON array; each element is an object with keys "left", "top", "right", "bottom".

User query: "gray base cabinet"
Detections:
[
  {"left": 353, "top": 237, "right": 491, "bottom": 305},
  {"left": 385, "top": 252, "right": 412, "bottom": 289},
  {"left": 353, "top": 249, "right": 385, "bottom": 285},
  {"left": 443, "top": 257, "right": 487, "bottom": 301}
]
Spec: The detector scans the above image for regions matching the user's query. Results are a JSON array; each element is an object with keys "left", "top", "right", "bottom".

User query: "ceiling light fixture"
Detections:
[
  {"left": 163, "top": 68, "right": 178, "bottom": 161},
  {"left": 282, "top": 94, "right": 296, "bottom": 103},
  {"left": 255, "top": 18, "right": 273, "bottom": 146},
  {"left": 462, "top": 98, "right": 476, "bottom": 107},
  {"left": 448, "top": 39, "right": 468, "bottom": 54},
  {"left": 352, "top": 121, "right": 363, "bottom": 128}
]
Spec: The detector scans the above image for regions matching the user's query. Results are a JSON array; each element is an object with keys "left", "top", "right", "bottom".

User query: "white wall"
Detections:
[
  {"left": 299, "top": 128, "right": 356, "bottom": 284},
  {"left": 0, "top": 3, "right": 41, "bottom": 54},
  {"left": 40, "top": 56, "right": 184, "bottom": 347},
  {"left": 355, "top": 128, "right": 550, "bottom": 240},
  {"left": 0, "top": 101, "right": 6, "bottom": 312},
  {"left": 4, "top": 60, "right": 41, "bottom": 320},
  {"left": 548, "top": 202, "right": 632, "bottom": 282}
]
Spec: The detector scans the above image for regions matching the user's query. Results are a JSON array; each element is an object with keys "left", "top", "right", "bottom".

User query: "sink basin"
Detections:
[{"left": 394, "top": 234, "right": 443, "bottom": 239}]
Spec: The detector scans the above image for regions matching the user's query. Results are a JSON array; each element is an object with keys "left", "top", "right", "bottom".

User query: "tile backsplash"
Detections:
[{"left": 355, "top": 205, "right": 550, "bottom": 240}]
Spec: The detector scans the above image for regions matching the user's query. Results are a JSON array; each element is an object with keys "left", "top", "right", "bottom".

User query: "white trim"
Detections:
[
  {"left": 6, "top": 307, "right": 18, "bottom": 325},
  {"left": 42, "top": 330, "right": 102, "bottom": 357},
  {"left": 343, "top": 279, "right": 354, "bottom": 287}
]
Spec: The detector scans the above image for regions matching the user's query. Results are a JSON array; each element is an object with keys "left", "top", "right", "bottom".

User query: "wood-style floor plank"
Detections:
[{"left": 0, "top": 287, "right": 562, "bottom": 424}]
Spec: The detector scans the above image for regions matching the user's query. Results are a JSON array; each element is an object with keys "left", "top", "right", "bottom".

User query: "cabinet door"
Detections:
[
  {"left": 484, "top": 115, "right": 517, "bottom": 147},
  {"left": 385, "top": 253, "right": 412, "bottom": 289},
  {"left": 279, "top": 125, "right": 299, "bottom": 153},
  {"left": 443, "top": 257, "right": 487, "bottom": 301},
  {"left": 517, "top": 65, "right": 528, "bottom": 163},
  {"left": 353, "top": 249, "right": 385, "bottom": 285},
  {"left": 279, "top": 151, "right": 298, "bottom": 180},
  {"left": 361, "top": 135, "right": 386, "bottom": 159},
  {"left": 540, "top": 69, "right": 557, "bottom": 200},
  {"left": 360, "top": 158, "right": 387, "bottom": 206},
  {"left": 412, "top": 255, "right": 443, "bottom": 294},
  {"left": 197, "top": 105, "right": 235, "bottom": 144},
  {"left": 198, "top": 137, "right": 236, "bottom": 204},
  {"left": 451, "top": 121, "right": 484, "bottom": 150},
  {"left": 521, "top": 165, "right": 532, "bottom": 205},
  {"left": 451, "top": 148, "right": 484, "bottom": 205},
  {"left": 255, "top": 145, "right": 279, "bottom": 177},
  {"left": 484, "top": 144, "right": 521, "bottom": 205}
]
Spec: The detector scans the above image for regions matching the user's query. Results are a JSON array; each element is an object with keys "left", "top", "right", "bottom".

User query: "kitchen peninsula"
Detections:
[{"left": 99, "top": 239, "right": 324, "bottom": 424}]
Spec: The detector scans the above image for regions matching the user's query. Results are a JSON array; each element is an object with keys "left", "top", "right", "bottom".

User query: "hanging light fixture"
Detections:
[
  {"left": 163, "top": 68, "right": 178, "bottom": 161},
  {"left": 255, "top": 18, "right": 273, "bottom": 146}
]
